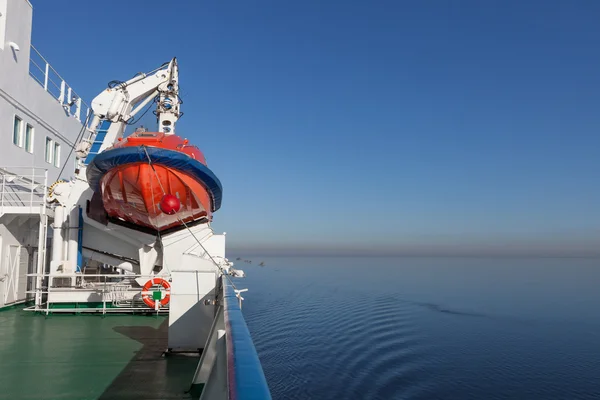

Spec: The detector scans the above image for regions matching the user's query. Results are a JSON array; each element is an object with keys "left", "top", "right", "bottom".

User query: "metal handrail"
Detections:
[
  {"left": 223, "top": 277, "right": 272, "bottom": 400},
  {"left": 24, "top": 272, "right": 171, "bottom": 315},
  {"left": 0, "top": 167, "right": 48, "bottom": 215},
  {"left": 28, "top": 45, "right": 91, "bottom": 122}
]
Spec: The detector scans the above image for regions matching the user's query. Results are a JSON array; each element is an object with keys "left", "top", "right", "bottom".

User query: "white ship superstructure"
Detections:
[{"left": 0, "top": 0, "right": 87, "bottom": 309}]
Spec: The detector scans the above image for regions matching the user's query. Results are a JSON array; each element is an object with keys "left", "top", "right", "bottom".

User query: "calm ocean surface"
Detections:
[{"left": 237, "top": 257, "right": 600, "bottom": 400}]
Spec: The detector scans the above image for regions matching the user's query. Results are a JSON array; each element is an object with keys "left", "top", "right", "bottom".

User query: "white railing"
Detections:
[
  {"left": 24, "top": 272, "right": 171, "bottom": 314},
  {"left": 28, "top": 45, "right": 91, "bottom": 122},
  {"left": 190, "top": 275, "right": 272, "bottom": 399},
  {"left": 0, "top": 167, "right": 48, "bottom": 216}
]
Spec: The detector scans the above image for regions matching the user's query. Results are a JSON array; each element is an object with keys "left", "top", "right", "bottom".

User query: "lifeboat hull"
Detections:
[{"left": 86, "top": 133, "right": 222, "bottom": 233}]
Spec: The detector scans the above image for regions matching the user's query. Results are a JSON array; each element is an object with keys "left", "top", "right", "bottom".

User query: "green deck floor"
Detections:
[{"left": 0, "top": 308, "right": 199, "bottom": 400}]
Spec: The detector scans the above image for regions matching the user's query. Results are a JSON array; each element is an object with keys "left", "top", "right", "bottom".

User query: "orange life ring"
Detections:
[{"left": 141, "top": 278, "right": 171, "bottom": 309}]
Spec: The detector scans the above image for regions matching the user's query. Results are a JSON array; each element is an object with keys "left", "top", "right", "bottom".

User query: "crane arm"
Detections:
[{"left": 86, "top": 58, "right": 180, "bottom": 155}]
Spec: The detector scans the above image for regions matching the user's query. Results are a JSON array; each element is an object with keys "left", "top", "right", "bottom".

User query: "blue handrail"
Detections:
[{"left": 223, "top": 278, "right": 272, "bottom": 400}]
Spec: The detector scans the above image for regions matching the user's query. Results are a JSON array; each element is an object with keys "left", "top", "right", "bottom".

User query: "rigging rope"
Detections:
[
  {"left": 57, "top": 110, "right": 93, "bottom": 179},
  {"left": 142, "top": 146, "right": 167, "bottom": 194},
  {"left": 141, "top": 147, "right": 240, "bottom": 293}
]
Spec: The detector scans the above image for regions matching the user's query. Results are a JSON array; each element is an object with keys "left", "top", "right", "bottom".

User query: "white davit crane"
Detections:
[
  {"left": 74, "top": 58, "right": 181, "bottom": 168},
  {"left": 47, "top": 58, "right": 187, "bottom": 274},
  {"left": 42, "top": 59, "right": 232, "bottom": 354}
]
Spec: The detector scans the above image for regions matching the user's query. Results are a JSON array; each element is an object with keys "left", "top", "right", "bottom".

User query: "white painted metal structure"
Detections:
[
  {"left": 191, "top": 276, "right": 271, "bottom": 400},
  {"left": 0, "top": 0, "right": 86, "bottom": 310},
  {"left": 38, "top": 57, "right": 233, "bottom": 351},
  {"left": 20, "top": 27, "right": 233, "bottom": 353}
]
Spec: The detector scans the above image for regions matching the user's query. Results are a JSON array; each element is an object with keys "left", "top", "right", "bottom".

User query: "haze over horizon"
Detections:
[
  {"left": 31, "top": 0, "right": 600, "bottom": 257},
  {"left": 228, "top": 233, "right": 600, "bottom": 258}
]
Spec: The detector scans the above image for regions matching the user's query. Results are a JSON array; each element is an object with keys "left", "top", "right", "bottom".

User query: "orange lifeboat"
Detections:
[{"left": 86, "top": 131, "right": 222, "bottom": 233}]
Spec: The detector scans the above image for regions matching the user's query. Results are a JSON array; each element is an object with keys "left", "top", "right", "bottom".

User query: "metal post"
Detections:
[
  {"left": 36, "top": 215, "right": 46, "bottom": 308},
  {"left": 43, "top": 169, "right": 48, "bottom": 204},
  {"left": 59, "top": 81, "right": 65, "bottom": 104},
  {"left": 103, "top": 275, "right": 106, "bottom": 315},
  {"left": 75, "top": 98, "right": 82, "bottom": 121},
  {"left": 44, "top": 63, "right": 49, "bottom": 91},
  {"left": 30, "top": 167, "right": 34, "bottom": 209},
  {"left": 1, "top": 174, "right": 5, "bottom": 215},
  {"left": 36, "top": 169, "right": 49, "bottom": 310},
  {"left": 67, "top": 87, "right": 72, "bottom": 114},
  {"left": 67, "top": 206, "right": 79, "bottom": 273},
  {"left": 51, "top": 206, "right": 65, "bottom": 269}
]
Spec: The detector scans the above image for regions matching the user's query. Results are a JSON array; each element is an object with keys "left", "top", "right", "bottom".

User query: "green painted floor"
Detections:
[{"left": 0, "top": 308, "right": 199, "bottom": 400}]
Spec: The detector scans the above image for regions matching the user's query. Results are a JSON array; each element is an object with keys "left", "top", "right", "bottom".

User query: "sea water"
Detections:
[{"left": 239, "top": 257, "right": 600, "bottom": 400}]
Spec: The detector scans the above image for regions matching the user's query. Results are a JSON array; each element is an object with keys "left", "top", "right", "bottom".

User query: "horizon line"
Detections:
[{"left": 227, "top": 249, "right": 600, "bottom": 259}]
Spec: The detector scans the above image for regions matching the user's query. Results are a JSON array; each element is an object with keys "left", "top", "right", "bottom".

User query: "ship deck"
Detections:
[{"left": 0, "top": 307, "right": 198, "bottom": 400}]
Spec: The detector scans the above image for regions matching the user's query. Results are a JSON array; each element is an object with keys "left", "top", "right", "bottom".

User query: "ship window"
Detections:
[
  {"left": 53, "top": 142, "right": 61, "bottom": 167},
  {"left": 45, "top": 137, "right": 52, "bottom": 163},
  {"left": 25, "top": 124, "right": 34, "bottom": 153},
  {"left": 13, "top": 116, "right": 23, "bottom": 147}
]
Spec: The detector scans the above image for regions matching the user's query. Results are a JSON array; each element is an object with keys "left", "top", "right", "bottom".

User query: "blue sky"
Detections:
[{"left": 30, "top": 1, "right": 600, "bottom": 255}]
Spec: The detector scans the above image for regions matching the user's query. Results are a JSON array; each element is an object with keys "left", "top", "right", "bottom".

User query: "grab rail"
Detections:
[
  {"left": 223, "top": 277, "right": 271, "bottom": 400},
  {"left": 29, "top": 45, "right": 91, "bottom": 122},
  {"left": 192, "top": 275, "right": 271, "bottom": 399}
]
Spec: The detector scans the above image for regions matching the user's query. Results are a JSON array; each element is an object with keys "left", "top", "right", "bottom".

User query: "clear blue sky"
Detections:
[{"left": 30, "top": 0, "right": 600, "bottom": 256}]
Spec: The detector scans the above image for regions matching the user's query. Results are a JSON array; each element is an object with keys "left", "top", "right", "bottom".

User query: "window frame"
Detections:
[
  {"left": 24, "top": 123, "right": 34, "bottom": 153},
  {"left": 13, "top": 115, "right": 23, "bottom": 147},
  {"left": 45, "top": 137, "right": 53, "bottom": 164},
  {"left": 53, "top": 141, "right": 60, "bottom": 168}
]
